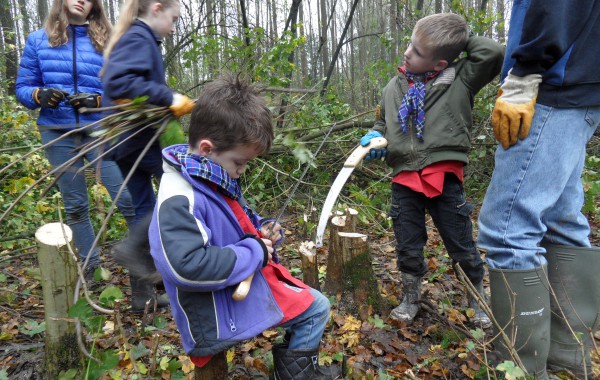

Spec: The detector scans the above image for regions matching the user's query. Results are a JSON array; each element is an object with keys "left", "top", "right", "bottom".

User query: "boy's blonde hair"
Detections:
[
  {"left": 413, "top": 13, "right": 468, "bottom": 63},
  {"left": 45, "top": 0, "right": 112, "bottom": 52}
]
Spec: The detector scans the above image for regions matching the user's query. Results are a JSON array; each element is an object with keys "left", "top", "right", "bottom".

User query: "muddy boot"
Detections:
[
  {"left": 389, "top": 272, "right": 422, "bottom": 323},
  {"left": 130, "top": 275, "right": 170, "bottom": 313},
  {"left": 112, "top": 213, "right": 160, "bottom": 281},
  {"left": 545, "top": 244, "right": 600, "bottom": 379},
  {"left": 272, "top": 343, "right": 340, "bottom": 380},
  {"left": 468, "top": 281, "right": 492, "bottom": 329},
  {"left": 489, "top": 267, "right": 550, "bottom": 380}
]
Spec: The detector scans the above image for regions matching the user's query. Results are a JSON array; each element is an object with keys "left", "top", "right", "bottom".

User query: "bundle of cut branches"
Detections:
[{"left": 0, "top": 98, "right": 187, "bottom": 224}]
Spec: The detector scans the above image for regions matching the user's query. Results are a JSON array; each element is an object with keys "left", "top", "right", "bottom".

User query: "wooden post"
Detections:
[
  {"left": 299, "top": 241, "right": 319, "bottom": 290},
  {"left": 193, "top": 351, "right": 228, "bottom": 379},
  {"left": 35, "top": 222, "right": 82, "bottom": 377}
]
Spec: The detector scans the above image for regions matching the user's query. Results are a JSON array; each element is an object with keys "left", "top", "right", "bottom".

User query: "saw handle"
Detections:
[
  {"left": 232, "top": 272, "right": 254, "bottom": 301},
  {"left": 344, "top": 137, "right": 387, "bottom": 167}
]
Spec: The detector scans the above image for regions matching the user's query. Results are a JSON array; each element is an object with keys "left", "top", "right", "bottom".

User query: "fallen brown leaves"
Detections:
[{"left": 1, "top": 213, "right": 599, "bottom": 379}]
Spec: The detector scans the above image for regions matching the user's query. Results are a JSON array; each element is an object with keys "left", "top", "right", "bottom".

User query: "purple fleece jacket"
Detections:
[{"left": 149, "top": 145, "right": 283, "bottom": 357}]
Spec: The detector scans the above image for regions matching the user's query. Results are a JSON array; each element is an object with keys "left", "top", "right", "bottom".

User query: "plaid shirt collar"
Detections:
[{"left": 172, "top": 145, "right": 243, "bottom": 201}]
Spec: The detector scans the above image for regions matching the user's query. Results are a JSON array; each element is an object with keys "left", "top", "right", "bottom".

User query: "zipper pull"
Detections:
[{"left": 229, "top": 318, "right": 237, "bottom": 332}]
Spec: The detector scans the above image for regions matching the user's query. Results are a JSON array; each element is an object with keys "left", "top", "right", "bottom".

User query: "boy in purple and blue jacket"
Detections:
[{"left": 149, "top": 76, "right": 340, "bottom": 380}]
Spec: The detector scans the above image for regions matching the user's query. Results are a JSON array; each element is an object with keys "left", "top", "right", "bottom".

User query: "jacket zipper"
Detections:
[
  {"left": 207, "top": 188, "right": 247, "bottom": 334},
  {"left": 71, "top": 25, "right": 79, "bottom": 128}
]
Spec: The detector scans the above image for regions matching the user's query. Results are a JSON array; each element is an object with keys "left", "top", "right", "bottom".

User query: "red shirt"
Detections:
[{"left": 393, "top": 161, "right": 463, "bottom": 198}]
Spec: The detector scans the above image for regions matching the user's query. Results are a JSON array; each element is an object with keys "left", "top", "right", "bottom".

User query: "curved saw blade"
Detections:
[{"left": 315, "top": 137, "right": 387, "bottom": 247}]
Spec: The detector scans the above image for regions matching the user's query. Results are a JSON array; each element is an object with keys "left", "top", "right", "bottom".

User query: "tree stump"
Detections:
[
  {"left": 338, "top": 232, "right": 382, "bottom": 319},
  {"left": 35, "top": 223, "right": 82, "bottom": 378},
  {"left": 299, "top": 241, "right": 319, "bottom": 290},
  {"left": 324, "top": 208, "right": 357, "bottom": 295},
  {"left": 193, "top": 351, "right": 228, "bottom": 379},
  {"left": 324, "top": 209, "right": 384, "bottom": 320}
]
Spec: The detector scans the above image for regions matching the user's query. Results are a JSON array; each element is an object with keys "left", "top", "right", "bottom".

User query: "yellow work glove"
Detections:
[
  {"left": 492, "top": 70, "right": 542, "bottom": 149},
  {"left": 169, "top": 93, "right": 196, "bottom": 117}
]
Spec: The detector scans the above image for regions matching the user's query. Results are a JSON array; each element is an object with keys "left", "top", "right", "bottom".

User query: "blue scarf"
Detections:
[
  {"left": 398, "top": 70, "right": 437, "bottom": 141},
  {"left": 172, "top": 145, "right": 256, "bottom": 221}
]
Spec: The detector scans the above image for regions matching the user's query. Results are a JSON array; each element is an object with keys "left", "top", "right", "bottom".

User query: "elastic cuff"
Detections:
[{"left": 243, "top": 233, "right": 269, "bottom": 268}]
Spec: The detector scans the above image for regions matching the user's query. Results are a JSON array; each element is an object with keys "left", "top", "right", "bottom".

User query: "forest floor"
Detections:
[{"left": 1, "top": 207, "right": 599, "bottom": 380}]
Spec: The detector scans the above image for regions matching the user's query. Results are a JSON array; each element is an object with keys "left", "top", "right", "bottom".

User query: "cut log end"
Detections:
[
  {"left": 35, "top": 222, "right": 73, "bottom": 247},
  {"left": 337, "top": 232, "right": 367, "bottom": 241},
  {"left": 299, "top": 241, "right": 317, "bottom": 263}
]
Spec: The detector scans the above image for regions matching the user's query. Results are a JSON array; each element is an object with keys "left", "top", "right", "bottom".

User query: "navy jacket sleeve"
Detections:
[
  {"left": 102, "top": 30, "right": 173, "bottom": 106},
  {"left": 153, "top": 190, "right": 266, "bottom": 292},
  {"left": 511, "top": 0, "right": 595, "bottom": 76}
]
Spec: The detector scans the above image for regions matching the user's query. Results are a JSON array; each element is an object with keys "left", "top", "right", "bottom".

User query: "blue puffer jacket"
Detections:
[{"left": 15, "top": 25, "right": 104, "bottom": 130}]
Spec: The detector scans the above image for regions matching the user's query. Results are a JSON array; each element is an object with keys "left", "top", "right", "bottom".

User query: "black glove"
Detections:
[
  {"left": 68, "top": 92, "right": 102, "bottom": 110},
  {"left": 32, "top": 87, "right": 68, "bottom": 109}
]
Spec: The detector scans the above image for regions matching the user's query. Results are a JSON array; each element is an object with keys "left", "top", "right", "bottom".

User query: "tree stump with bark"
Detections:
[
  {"left": 323, "top": 209, "right": 357, "bottom": 295},
  {"left": 324, "top": 209, "right": 384, "bottom": 319},
  {"left": 35, "top": 222, "right": 82, "bottom": 378}
]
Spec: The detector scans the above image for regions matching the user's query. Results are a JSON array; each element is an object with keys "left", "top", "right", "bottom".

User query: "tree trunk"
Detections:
[
  {"left": 318, "top": 0, "right": 329, "bottom": 77},
  {"left": 496, "top": 0, "right": 505, "bottom": 43},
  {"left": 35, "top": 223, "right": 82, "bottom": 378},
  {"left": 299, "top": 4, "right": 308, "bottom": 81},
  {"left": 193, "top": 351, "right": 227, "bottom": 380},
  {"left": 0, "top": 0, "right": 18, "bottom": 95},
  {"left": 107, "top": 0, "right": 116, "bottom": 25},
  {"left": 37, "top": 0, "right": 48, "bottom": 25},
  {"left": 416, "top": 0, "right": 424, "bottom": 15},
  {"left": 17, "top": 0, "right": 30, "bottom": 37},
  {"left": 320, "top": 0, "right": 360, "bottom": 96}
]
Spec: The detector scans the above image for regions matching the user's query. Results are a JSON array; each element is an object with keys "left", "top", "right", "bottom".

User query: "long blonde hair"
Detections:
[
  {"left": 103, "top": 0, "right": 178, "bottom": 60},
  {"left": 45, "top": 0, "right": 112, "bottom": 53}
]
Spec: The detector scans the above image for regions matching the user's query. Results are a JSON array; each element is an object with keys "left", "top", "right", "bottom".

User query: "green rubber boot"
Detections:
[
  {"left": 489, "top": 266, "right": 550, "bottom": 379},
  {"left": 545, "top": 244, "right": 600, "bottom": 379}
]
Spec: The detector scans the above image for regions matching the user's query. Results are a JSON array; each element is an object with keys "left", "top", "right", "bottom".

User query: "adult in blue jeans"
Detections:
[
  {"left": 15, "top": 0, "right": 135, "bottom": 280},
  {"left": 477, "top": 0, "right": 600, "bottom": 378}
]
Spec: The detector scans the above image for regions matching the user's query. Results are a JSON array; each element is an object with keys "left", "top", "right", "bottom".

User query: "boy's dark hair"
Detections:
[
  {"left": 413, "top": 13, "right": 468, "bottom": 63},
  {"left": 188, "top": 75, "right": 274, "bottom": 154}
]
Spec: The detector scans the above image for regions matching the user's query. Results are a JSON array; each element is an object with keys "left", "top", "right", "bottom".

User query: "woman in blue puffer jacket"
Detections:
[{"left": 15, "top": 0, "right": 135, "bottom": 279}]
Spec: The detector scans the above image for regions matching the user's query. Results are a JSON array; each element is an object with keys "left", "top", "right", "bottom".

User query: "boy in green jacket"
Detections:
[{"left": 360, "top": 13, "right": 503, "bottom": 326}]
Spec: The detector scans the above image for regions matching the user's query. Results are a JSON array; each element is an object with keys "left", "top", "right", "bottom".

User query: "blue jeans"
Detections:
[
  {"left": 116, "top": 144, "right": 163, "bottom": 226},
  {"left": 279, "top": 288, "right": 330, "bottom": 350},
  {"left": 478, "top": 104, "right": 600, "bottom": 269},
  {"left": 41, "top": 128, "right": 135, "bottom": 266}
]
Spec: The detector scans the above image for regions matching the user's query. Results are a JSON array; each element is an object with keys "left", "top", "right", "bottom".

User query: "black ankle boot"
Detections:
[
  {"left": 272, "top": 343, "right": 340, "bottom": 380},
  {"left": 130, "top": 275, "right": 170, "bottom": 313}
]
